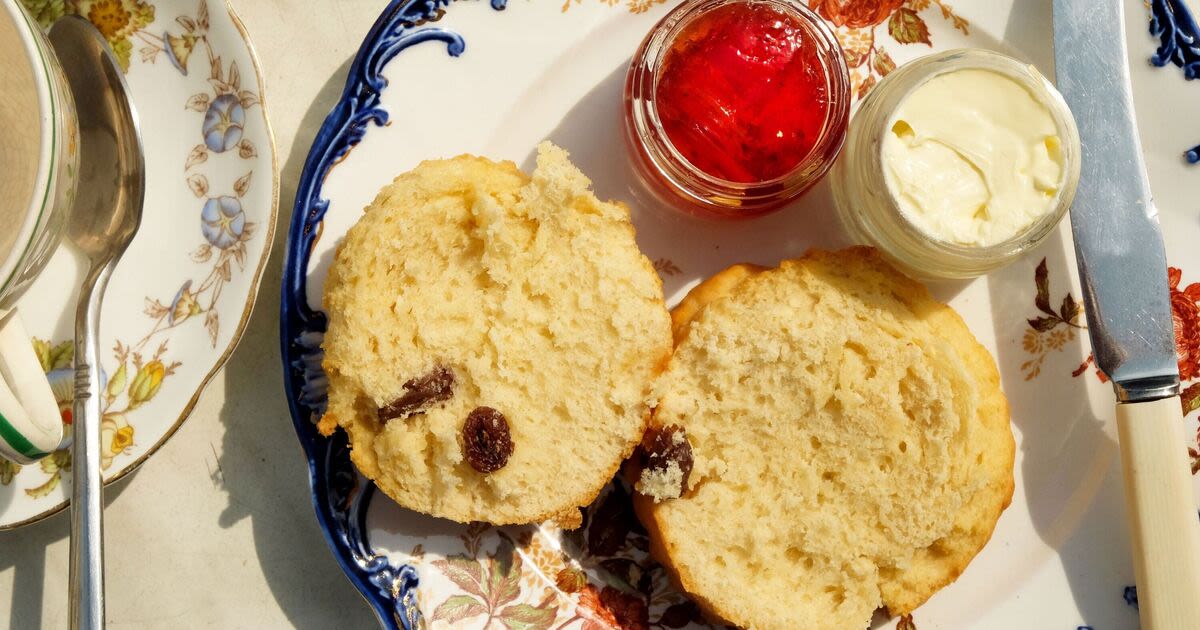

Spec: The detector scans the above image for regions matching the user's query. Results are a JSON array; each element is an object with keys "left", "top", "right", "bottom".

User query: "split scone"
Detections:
[
  {"left": 319, "top": 143, "right": 672, "bottom": 527},
  {"left": 634, "top": 248, "right": 1014, "bottom": 629}
]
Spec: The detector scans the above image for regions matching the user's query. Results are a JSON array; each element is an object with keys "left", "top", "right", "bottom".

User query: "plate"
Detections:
[
  {"left": 281, "top": 0, "right": 1200, "bottom": 627},
  {"left": 0, "top": 0, "right": 278, "bottom": 529}
]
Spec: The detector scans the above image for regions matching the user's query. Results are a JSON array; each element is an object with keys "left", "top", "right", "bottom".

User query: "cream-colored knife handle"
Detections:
[{"left": 1116, "top": 396, "right": 1200, "bottom": 629}]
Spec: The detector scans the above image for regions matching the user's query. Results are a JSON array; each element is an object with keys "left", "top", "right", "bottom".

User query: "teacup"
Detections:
[{"left": 0, "top": 0, "right": 79, "bottom": 463}]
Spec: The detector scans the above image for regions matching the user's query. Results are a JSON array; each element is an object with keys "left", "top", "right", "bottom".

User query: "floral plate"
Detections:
[
  {"left": 0, "top": 0, "right": 277, "bottom": 529},
  {"left": 281, "top": 0, "right": 1200, "bottom": 628}
]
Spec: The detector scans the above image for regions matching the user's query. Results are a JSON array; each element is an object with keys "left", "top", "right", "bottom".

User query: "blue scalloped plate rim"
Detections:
[{"left": 278, "top": 1, "right": 505, "bottom": 627}]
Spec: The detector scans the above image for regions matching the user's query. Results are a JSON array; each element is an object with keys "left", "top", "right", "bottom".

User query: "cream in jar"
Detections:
[
  {"left": 880, "top": 69, "right": 1065, "bottom": 247},
  {"left": 831, "top": 49, "right": 1081, "bottom": 278}
]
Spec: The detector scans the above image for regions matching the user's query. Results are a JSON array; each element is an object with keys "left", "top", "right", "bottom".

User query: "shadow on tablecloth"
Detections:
[
  {"left": 0, "top": 472, "right": 134, "bottom": 629},
  {"left": 212, "top": 52, "right": 377, "bottom": 630}
]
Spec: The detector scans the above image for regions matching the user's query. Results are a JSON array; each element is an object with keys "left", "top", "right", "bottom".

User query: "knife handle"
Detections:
[{"left": 1116, "top": 396, "right": 1200, "bottom": 629}]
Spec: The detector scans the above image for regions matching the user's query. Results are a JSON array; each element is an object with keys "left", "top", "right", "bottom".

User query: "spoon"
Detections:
[{"left": 49, "top": 16, "right": 145, "bottom": 630}]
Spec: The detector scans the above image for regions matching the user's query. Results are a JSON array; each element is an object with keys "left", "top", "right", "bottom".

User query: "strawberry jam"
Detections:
[
  {"left": 625, "top": 0, "right": 849, "bottom": 218},
  {"left": 656, "top": 2, "right": 831, "bottom": 183}
]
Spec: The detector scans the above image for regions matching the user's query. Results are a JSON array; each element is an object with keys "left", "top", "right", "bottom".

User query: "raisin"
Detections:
[
  {"left": 642, "top": 424, "right": 693, "bottom": 495},
  {"left": 463, "top": 407, "right": 513, "bottom": 473},
  {"left": 377, "top": 365, "right": 455, "bottom": 423}
]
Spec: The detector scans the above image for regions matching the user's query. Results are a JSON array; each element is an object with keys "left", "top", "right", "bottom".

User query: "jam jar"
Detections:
[{"left": 624, "top": 0, "right": 851, "bottom": 219}]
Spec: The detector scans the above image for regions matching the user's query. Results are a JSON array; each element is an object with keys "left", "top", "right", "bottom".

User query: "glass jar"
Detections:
[
  {"left": 832, "top": 49, "right": 1081, "bottom": 278},
  {"left": 624, "top": 0, "right": 851, "bottom": 219}
]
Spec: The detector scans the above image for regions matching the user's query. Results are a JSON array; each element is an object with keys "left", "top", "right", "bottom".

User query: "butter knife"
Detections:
[{"left": 1053, "top": 0, "right": 1200, "bottom": 626}]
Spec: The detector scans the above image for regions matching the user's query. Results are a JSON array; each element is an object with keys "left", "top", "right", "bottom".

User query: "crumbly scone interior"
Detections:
[
  {"left": 645, "top": 251, "right": 1011, "bottom": 628},
  {"left": 321, "top": 144, "right": 671, "bottom": 524}
]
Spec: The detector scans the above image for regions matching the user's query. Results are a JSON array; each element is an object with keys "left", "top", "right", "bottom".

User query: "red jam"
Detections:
[
  {"left": 656, "top": 2, "right": 831, "bottom": 183},
  {"left": 625, "top": 0, "right": 849, "bottom": 218}
]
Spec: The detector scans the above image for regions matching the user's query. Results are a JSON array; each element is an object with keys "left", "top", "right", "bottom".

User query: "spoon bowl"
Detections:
[{"left": 53, "top": 17, "right": 143, "bottom": 261}]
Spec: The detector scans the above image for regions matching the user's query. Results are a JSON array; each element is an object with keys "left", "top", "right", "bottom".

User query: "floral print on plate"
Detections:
[
  {"left": 1024, "top": 259, "right": 1200, "bottom": 476},
  {"left": 810, "top": 0, "right": 969, "bottom": 98}
]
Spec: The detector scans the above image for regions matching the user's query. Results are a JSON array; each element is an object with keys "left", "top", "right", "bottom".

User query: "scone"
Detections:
[
  {"left": 634, "top": 248, "right": 1014, "bottom": 629},
  {"left": 319, "top": 143, "right": 672, "bottom": 527}
]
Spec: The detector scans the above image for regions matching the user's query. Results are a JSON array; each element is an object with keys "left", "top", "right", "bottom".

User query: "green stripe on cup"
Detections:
[
  {"left": 0, "top": 409, "right": 48, "bottom": 460},
  {"left": 1, "top": 5, "right": 58, "bottom": 295}
]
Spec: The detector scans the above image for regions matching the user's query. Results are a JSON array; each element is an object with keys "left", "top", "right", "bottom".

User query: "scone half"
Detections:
[
  {"left": 634, "top": 248, "right": 1015, "bottom": 629},
  {"left": 319, "top": 143, "right": 673, "bottom": 527}
]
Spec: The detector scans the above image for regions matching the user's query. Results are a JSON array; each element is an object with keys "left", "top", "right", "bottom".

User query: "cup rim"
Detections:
[{"left": 0, "top": 0, "right": 60, "bottom": 300}]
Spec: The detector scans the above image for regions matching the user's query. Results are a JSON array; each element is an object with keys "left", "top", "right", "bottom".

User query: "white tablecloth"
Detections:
[{"left": 0, "top": 1, "right": 381, "bottom": 627}]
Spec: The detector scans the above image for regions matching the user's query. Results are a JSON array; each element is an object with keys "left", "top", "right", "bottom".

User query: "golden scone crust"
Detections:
[
  {"left": 320, "top": 143, "right": 672, "bottom": 527},
  {"left": 636, "top": 247, "right": 1014, "bottom": 629},
  {"left": 669, "top": 263, "right": 765, "bottom": 345}
]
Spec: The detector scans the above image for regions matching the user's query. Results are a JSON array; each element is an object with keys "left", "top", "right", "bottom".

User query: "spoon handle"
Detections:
[{"left": 70, "top": 263, "right": 112, "bottom": 630}]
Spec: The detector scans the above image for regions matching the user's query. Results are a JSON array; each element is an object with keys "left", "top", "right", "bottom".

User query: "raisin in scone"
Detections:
[
  {"left": 319, "top": 143, "right": 672, "bottom": 527},
  {"left": 634, "top": 248, "right": 1014, "bottom": 629}
]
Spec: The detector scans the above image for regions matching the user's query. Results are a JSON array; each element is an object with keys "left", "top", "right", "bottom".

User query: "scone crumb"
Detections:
[
  {"left": 316, "top": 413, "right": 338, "bottom": 437},
  {"left": 637, "top": 459, "right": 684, "bottom": 502},
  {"left": 552, "top": 508, "right": 584, "bottom": 530}
]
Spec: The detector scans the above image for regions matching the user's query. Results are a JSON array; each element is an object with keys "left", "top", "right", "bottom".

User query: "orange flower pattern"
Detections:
[
  {"left": 1025, "top": 260, "right": 1200, "bottom": 474},
  {"left": 809, "top": 0, "right": 969, "bottom": 99},
  {"left": 1168, "top": 267, "right": 1200, "bottom": 381},
  {"left": 810, "top": 0, "right": 904, "bottom": 28}
]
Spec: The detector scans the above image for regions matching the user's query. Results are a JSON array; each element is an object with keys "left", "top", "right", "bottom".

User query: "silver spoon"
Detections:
[{"left": 49, "top": 16, "right": 145, "bottom": 630}]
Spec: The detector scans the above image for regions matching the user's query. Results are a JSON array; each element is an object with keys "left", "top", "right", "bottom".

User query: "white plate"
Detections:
[
  {"left": 0, "top": 0, "right": 278, "bottom": 529},
  {"left": 282, "top": 0, "right": 1200, "bottom": 627}
]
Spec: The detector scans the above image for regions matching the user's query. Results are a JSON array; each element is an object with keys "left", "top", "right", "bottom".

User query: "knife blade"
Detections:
[
  {"left": 1053, "top": 2, "right": 1200, "bottom": 627},
  {"left": 1053, "top": 0, "right": 1178, "bottom": 402}
]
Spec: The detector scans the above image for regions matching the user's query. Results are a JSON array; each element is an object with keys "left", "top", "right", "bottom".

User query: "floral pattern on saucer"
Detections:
[
  {"left": 21, "top": 0, "right": 156, "bottom": 69},
  {"left": 1, "top": 0, "right": 275, "bottom": 529},
  {"left": 0, "top": 337, "right": 161, "bottom": 498}
]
